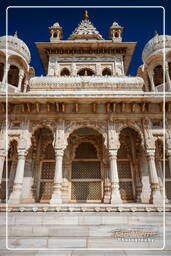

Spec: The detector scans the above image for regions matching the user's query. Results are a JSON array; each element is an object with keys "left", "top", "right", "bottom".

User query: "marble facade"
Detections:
[{"left": 0, "top": 10, "right": 171, "bottom": 255}]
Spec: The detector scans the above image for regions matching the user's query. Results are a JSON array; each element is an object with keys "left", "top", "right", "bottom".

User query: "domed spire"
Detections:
[
  {"left": 49, "top": 22, "right": 63, "bottom": 42},
  {"left": 68, "top": 10, "right": 103, "bottom": 40},
  {"left": 109, "top": 22, "right": 123, "bottom": 42},
  {"left": 14, "top": 31, "right": 18, "bottom": 38},
  {"left": 154, "top": 30, "right": 159, "bottom": 37}
]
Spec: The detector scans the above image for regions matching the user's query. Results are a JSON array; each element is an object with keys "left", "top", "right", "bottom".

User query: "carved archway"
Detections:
[
  {"left": 60, "top": 68, "right": 70, "bottom": 76},
  {"left": 64, "top": 127, "right": 106, "bottom": 203},
  {"left": 117, "top": 127, "right": 143, "bottom": 202},
  {"left": 8, "top": 65, "right": 19, "bottom": 87},
  {"left": 153, "top": 65, "right": 163, "bottom": 86},
  {"left": 64, "top": 121, "right": 108, "bottom": 151},
  {"left": 77, "top": 68, "right": 95, "bottom": 76},
  {"left": 102, "top": 68, "right": 112, "bottom": 76}
]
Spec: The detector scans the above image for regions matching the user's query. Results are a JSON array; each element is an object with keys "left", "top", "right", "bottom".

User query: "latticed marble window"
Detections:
[
  {"left": 71, "top": 142, "right": 102, "bottom": 201},
  {"left": 39, "top": 161, "right": 55, "bottom": 201}
]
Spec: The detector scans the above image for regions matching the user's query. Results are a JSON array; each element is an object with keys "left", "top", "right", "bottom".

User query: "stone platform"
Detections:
[{"left": 0, "top": 209, "right": 171, "bottom": 255}]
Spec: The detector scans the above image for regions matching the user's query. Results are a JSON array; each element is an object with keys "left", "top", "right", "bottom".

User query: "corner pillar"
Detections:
[
  {"left": 148, "top": 70, "right": 156, "bottom": 92},
  {"left": 18, "top": 69, "right": 24, "bottom": 91},
  {"left": 50, "top": 149, "right": 63, "bottom": 204},
  {"left": 146, "top": 150, "right": 163, "bottom": 204},
  {"left": 109, "top": 149, "right": 122, "bottom": 204},
  {"left": 9, "top": 150, "right": 27, "bottom": 204},
  {"left": 2, "top": 63, "right": 10, "bottom": 83},
  {"left": 166, "top": 62, "right": 171, "bottom": 91}
]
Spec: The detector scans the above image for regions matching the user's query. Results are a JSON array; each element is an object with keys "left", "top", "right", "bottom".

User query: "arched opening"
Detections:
[
  {"left": 54, "top": 32, "right": 57, "bottom": 38},
  {"left": 8, "top": 65, "right": 19, "bottom": 87},
  {"left": 117, "top": 127, "right": 142, "bottom": 202},
  {"left": 77, "top": 68, "right": 95, "bottom": 76},
  {"left": 65, "top": 127, "right": 104, "bottom": 202},
  {"left": 0, "top": 140, "right": 17, "bottom": 202},
  {"left": 115, "top": 32, "right": 119, "bottom": 38},
  {"left": 102, "top": 68, "right": 112, "bottom": 76},
  {"left": 60, "top": 68, "right": 70, "bottom": 76},
  {"left": 31, "top": 127, "right": 55, "bottom": 202},
  {"left": 169, "top": 62, "right": 171, "bottom": 80},
  {"left": 155, "top": 139, "right": 171, "bottom": 201},
  {"left": 0, "top": 63, "right": 4, "bottom": 82},
  {"left": 153, "top": 65, "right": 163, "bottom": 86}
]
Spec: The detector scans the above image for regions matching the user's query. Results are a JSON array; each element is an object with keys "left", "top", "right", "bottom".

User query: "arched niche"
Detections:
[
  {"left": 77, "top": 68, "right": 95, "bottom": 76},
  {"left": 0, "top": 63, "right": 4, "bottom": 82},
  {"left": 64, "top": 127, "right": 105, "bottom": 202},
  {"left": 153, "top": 65, "right": 163, "bottom": 86},
  {"left": 102, "top": 68, "right": 112, "bottom": 76},
  {"left": 117, "top": 127, "right": 142, "bottom": 202},
  {"left": 60, "top": 68, "right": 70, "bottom": 76},
  {"left": 8, "top": 65, "right": 19, "bottom": 87}
]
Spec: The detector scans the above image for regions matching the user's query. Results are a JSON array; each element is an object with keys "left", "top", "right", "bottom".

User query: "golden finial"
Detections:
[
  {"left": 154, "top": 30, "right": 158, "bottom": 36},
  {"left": 84, "top": 10, "right": 89, "bottom": 20}
]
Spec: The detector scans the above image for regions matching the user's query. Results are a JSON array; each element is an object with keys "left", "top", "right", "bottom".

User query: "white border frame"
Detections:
[{"left": 5, "top": 5, "right": 165, "bottom": 251}]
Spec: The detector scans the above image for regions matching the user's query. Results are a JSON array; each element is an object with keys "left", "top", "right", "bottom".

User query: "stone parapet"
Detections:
[{"left": 29, "top": 76, "right": 144, "bottom": 91}]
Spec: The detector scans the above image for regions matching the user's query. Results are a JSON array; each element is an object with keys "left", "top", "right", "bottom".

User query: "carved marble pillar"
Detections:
[
  {"left": 71, "top": 63, "right": 77, "bottom": 76},
  {"left": 167, "top": 150, "right": 171, "bottom": 177},
  {"left": 50, "top": 149, "right": 63, "bottom": 204},
  {"left": 147, "top": 69, "right": 156, "bottom": 92},
  {"left": 146, "top": 150, "right": 163, "bottom": 204},
  {"left": 134, "top": 157, "right": 142, "bottom": 202},
  {"left": 2, "top": 63, "right": 10, "bottom": 83},
  {"left": 18, "top": 69, "right": 24, "bottom": 91},
  {"left": 23, "top": 79, "right": 29, "bottom": 92},
  {"left": 96, "top": 63, "right": 102, "bottom": 76},
  {"left": 0, "top": 150, "right": 6, "bottom": 202},
  {"left": 109, "top": 149, "right": 122, "bottom": 204},
  {"left": 9, "top": 149, "right": 27, "bottom": 203},
  {"left": 166, "top": 63, "right": 171, "bottom": 91}
]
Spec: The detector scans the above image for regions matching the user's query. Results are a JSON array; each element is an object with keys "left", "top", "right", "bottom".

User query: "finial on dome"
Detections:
[
  {"left": 14, "top": 31, "right": 18, "bottom": 37},
  {"left": 154, "top": 30, "right": 159, "bottom": 37},
  {"left": 84, "top": 10, "right": 89, "bottom": 20}
]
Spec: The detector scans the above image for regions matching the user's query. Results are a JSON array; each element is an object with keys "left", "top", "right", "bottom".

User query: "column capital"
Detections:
[
  {"left": 54, "top": 148, "right": 64, "bottom": 158},
  {"left": 167, "top": 149, "right": 171, "bottom": 157},
  {"left": 109, "top": 149, "right": 117, "bottom": 159},
  {"left": 17, "top": 149, "right": 28, "bottom": 159},
  {"left": 0, "top": 149, "right": 6, "bottom": 158},
  {"left": 146, "top": 149, "right": 155, "bottom": 158}
]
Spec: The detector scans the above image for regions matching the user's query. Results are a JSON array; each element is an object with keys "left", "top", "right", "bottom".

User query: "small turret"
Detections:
[
  {"left": 109, "top": 22, "right": 123, "bottom": 42},
  {"left": 49, "top": 22, "right": 63, "bottom": 42}
]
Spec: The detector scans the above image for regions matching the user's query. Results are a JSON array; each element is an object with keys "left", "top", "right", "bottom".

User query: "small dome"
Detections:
[
  {"left": 0, "top": 34, "right": 31, "bottom": 63},
  {"left": 142, "top": 34, "right": 171, "bottom": 63},
  {"left": 53, "top": 22, "right": 60, "bottom": 27},
  {"left": 111, "top": 22, "right": 120, "bottom": 27}
]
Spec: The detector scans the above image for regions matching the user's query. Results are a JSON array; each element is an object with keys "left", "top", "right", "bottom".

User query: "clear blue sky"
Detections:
[{"left": 1, "top": 0, "right": 170, "bottom": 76}]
